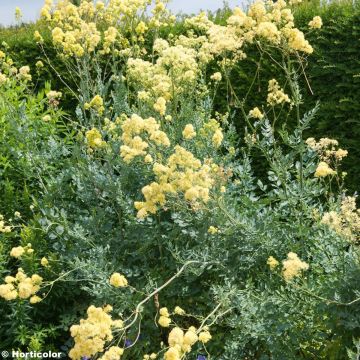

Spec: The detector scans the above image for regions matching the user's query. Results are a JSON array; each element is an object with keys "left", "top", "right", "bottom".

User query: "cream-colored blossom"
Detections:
[
  {"left": 282, "top": 252, "right": 309, "bottom": 281},
  {"left": 309, "top": 16, "right": 323, "bottom": 29}
]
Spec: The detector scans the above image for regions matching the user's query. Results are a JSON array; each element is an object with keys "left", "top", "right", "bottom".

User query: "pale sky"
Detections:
[{"left": 0, "top": 0, "right": 245, "bottom": 27}]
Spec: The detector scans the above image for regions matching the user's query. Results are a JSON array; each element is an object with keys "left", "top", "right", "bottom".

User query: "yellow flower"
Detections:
[
  {"left": 267, "top": 256, "right": 279, "bottom": 270},
  {"left": 31, "top": 274, "right": 43, "bottom": 285},
  {"left": 208, "top": 226, "right": 219, "bottom": 234},
  {"left": 136, "top": 21, "right": 148, "bottom": 35},
  {"left": 34, "top": 30, "right": 44, "bottom": 43},
  {"left": 164, "top": 347, "right": 181, "bottom": 360},
  {"left": 174, "top": 306, "right": 185, "bottom": 315},
  {"left": 183, "top": 326, "right": 198, "bottom": 346},
  {"left": 84, "top": 95, "right": 105, "bottom": 115},
  {"left": 210, "top": 72, "right": 222, "bottom": 82},
  {"left": 18, "top": 66, "right": 32, "bottom": 81},
  {"left": 314, "top": 162, "right": 336, "bottom": 178},
  {"left": 153, "top": 97, "right": 167, "bottom": 116},
  {"left": 4, "top": 276, "right": 16, "bottom": 284},
  {"left": 112, "top": 319, "right": 124, "bottom": 329},
  {"left": 198, "top": 330, "right": 212, "bottom": 343},
  {"left": 109, "top": 272, "right": 128, "bottom": 288},
  {"left": 158, "top": 315, "right": 171, "bottom": 327},
  {"left": 30, "top": 295, "right": 42, "bottom": 304},
  {"left": 144, "top": 154, "right": 153, "bottom": 163},
  {"left": 100, "top": 346, "right": 124, "bottom": 360},
  {"left": 86, "top": 128, "right": 106, "bottom": 148},
  {"left": 10, "top": 246, "right": 25, "bottom": 259},
  {"left": 308, "top": 16, "right": 322, "bottom": 29},
  {"left": 41, "top": 257, "right": 49, "bottom": 267},
  {"left": 15, "top": 7, "right": 22, "bottom": 21},
  {"left": 35, "top": 61, "right": 44, "bottom": 69},
  {"left": 18, "top": 280, "right": 33, "bottom": 299},
  {"left": 182, "top": 124, "right": 196, "bottom": 140},
  {"left": 0, "top": 73, "right": 7, "bottom": 86},
  {"left": 69, "top": 305, "right": 115, "bottom": 359},
  {"left": 212, "top": 129, "right": 224, "bottom": 147},
  {"left": 168, "top": 327, "right": 184, "bottom": 347},
  {"left": 282, "top": 252, "right": 309, "bottom": 281},
  {"left": 159, "top": 307, "right": 170, "bottom": 317},
  {"left": 249, "top": 107, "right": 264, "bottom": 119},
  {"left": 0, "top": 284, "right": 17, "bottom": 301},
  {"left": 267, "top": 79, "right": 290, "bottom": 106},
  {"left": 335, "top": 149, "right": 348, "bottom": 160}
]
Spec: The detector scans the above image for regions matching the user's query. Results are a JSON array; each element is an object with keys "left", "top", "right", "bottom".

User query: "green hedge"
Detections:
[
  {"left": 296, "top": 0, "right": 360, "bottom": 195},
  {"left": 213, "top": 0, "right": 360, "bottom": 195},
  {"left": 0, "top": 0, "right": 359, "bottom": 194}
]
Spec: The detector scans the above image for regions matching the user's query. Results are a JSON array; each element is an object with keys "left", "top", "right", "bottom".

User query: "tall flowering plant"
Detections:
[{"left": 0, "top": 0, "right": 359, "bottom": 358}]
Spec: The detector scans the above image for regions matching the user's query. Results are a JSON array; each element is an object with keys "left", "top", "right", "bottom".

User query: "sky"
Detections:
[{"left": 0, "top": 0, "right": 245, "bottom": 27}]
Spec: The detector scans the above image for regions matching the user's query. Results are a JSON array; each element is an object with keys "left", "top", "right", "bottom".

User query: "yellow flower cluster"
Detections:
[
  {"left": 84, "top": 95, "right": 105, "bottom": 115},
  {"left": 109, "top": 272, "right": 128, "bottom": 288},
  {"left": 210, "top": 72, "right": 222, "bottom": 82},
  {"left": 0, "top": 214, "right": 11, "bottom": 233},
  {"left": 0, "top": 268, "right": 42, "bottom": 303},
  {"left": 15, "top": 7, "right": 22, "bottom": 21},
  {"left": 249, "top": 107, "right": 264, "bottom": 119},
  {"left": 127, "top": 42, "right": 199, "bottom": 101},
  {"left": 134, "top": 146, "right": 216, "bottom": 218},
  {"left": 267, "top": 256, "right": 279, "bottom": 270},
  {"left": 282, "top": 27, "right": 313, "bottom": 54},
  {"left": 267, "top": 79, "right": 290, "bottom": 106},
  {"left": 85, "top": 128, "right": 106, "bottom": 149},
  {"left": 42, "top": 0, "right": 108, "bottom": 57},
  {"left": 69, "top": 305, "right": 124, "bottom": 360},
  {"left": 206, "top": 24, "right": 244, "bottom": 60},
  {"left": 103, "top": 27, "right": 119, "bottom": 54},
  {"left": 100, "top": 347, "right": 124, "bottom": 360},
  {"left": 34, "top": 30, "right": 44, "bottom": 43},
  {"left": 158, "top": 307, "right": 172, "bottom": 327},
  {"left": 198, "top": 119, "right": 224, "bottom": 148},
  {"left": 208, "top": 226, "right": 219, "bottom": 234},
  {"left": 164, "top": 325, "right": 212, "bottom": 360},
  {"left": 309, "top": 16, "right": 323, "bottom": 29},
  {"left": 321, "top": 196, "right": 360, "bottom": 242},
  {"left": 165, "top": 327, "right": 197, "bottom": 359},
  {"left": 314, "top": 162, "right": 336, "bottom": 178},
  {"left": 41, "top": 257, "right": 49, "bottom": 267},
  {"left": 0, "top": 72, "right": 7, "bottom": 86},
  {"left": 120, "top": 114, "right": 170, "bottom": 163},
  {"left": 221, "top": 0, "right": 313, "bottom": 55},
  {"left": 46, "top": 90, "right": 62, "bottom": 107},
  {"left": 256, "top": 21, "right": 281, "bottom": 44},
  {"left": 143, "top": 353, "right": 157, "bottom": 360},
  {"left": 153, "top": 97, "right": 167, "bottom": 116},
  {"left": 182, "top": 124, "right": 196, "bottom": 140},
  {"left": 10, "top": 243, "right": 34, "bottom": 258},
  {"left": 0, "top": 51, "right": 32, "bottom": 86},
  {"left": 18, "top": 66, "right": 32, "bottom": 82},
  {"left": 306, "top": 137, "right": 348, "bottom": 162},
  {"left": 43, "top": 0, "right": 171, "bottom": 56},
  {"left": 174, "top": 306, "right": 186, "bottom": 315},
  {"left": 185, "top": 11, "right": 213, "bottom": 32},
  {"left": 158, "top": 305, "right": 186, "bottom": 329},
  {"left": 282, "top": 252, "right": 309, "bottom": 281}
]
